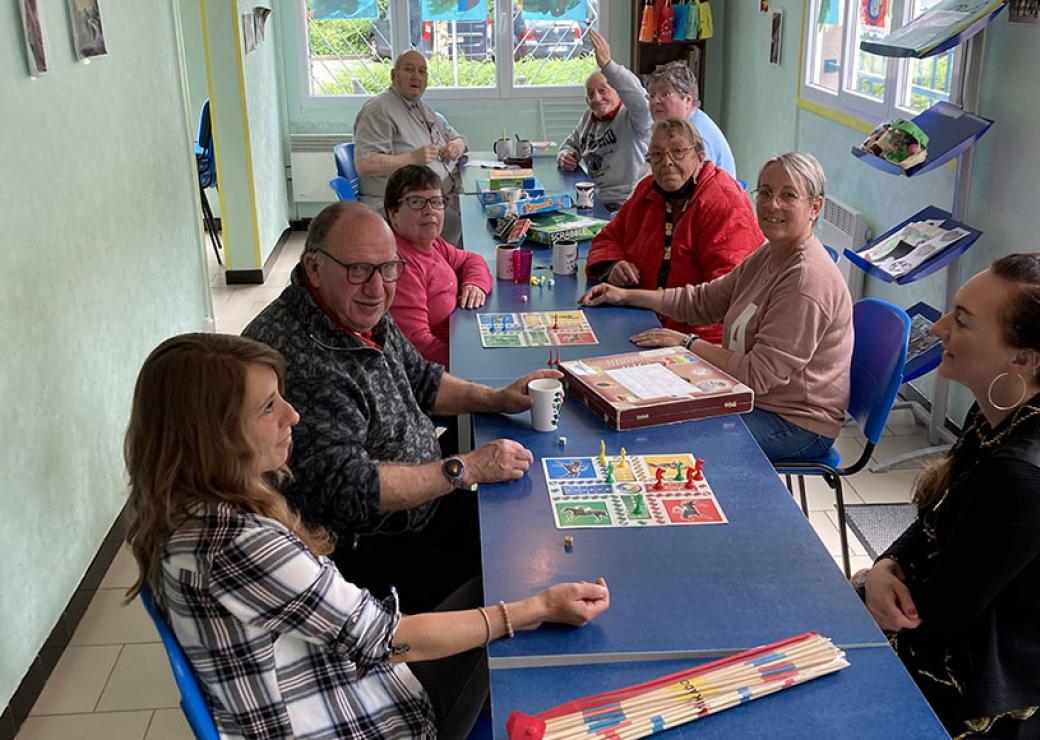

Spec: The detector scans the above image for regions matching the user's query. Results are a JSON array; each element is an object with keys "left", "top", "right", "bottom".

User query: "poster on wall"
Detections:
[
  {"left": 242, "top": 12, "right": 256, "bottom": 53},
  {"left": 67, "top": 0, "right": 107, "bottom": 59},
  {"left": 313, "top": 0, "right": 377, "bottom": 20},
  {"left": 254, "top": 7, "right": 271, "bottom": 42},
  {"left": 769, "top": 9, "right": 783, "bottom": 64},
  {"left": 521, "top": 0, "right": 587, "bottom": 22},
  {"left": 861, "top": 0, "right": 888, "bottom": 27},
  {"left": 19, "top": 0, "right": 49, "bottom": 75},
  {"left": 1009, "top": 0, "right": 1040, "bottom": 23},
  {"left": 421, "top": 0, "right": 487, "bottom": 22}
]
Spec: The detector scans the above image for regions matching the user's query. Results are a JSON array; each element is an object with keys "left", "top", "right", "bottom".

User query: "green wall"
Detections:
[
  {"left": 720, "top": 0, "right": 1039, "bottom": 422},
  {"left": 0, "top": 0, "right": 211, "bottom": 707}
]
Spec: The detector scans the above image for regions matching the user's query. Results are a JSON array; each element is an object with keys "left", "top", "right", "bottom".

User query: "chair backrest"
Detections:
[
  {"left": 196, "top": 100, "right": 217, "bottom": 190},
  {"left": 333, "top": 142, "right": 360, "bottom": 197},
  {"left": 824, "top": 244, "right": 840, "bottom": 264},
  {"left": 329, "top": 176, "right": 357, "bottom": 201},
  {"left": 847, "top": 298, "right": 911, "bottom": 444},
  {"left": 140, "top": 585, "right": 220, "bottom": 740}
]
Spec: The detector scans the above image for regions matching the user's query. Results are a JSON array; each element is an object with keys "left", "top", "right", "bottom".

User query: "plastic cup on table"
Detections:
[
  {"left": 528, "top": 378, "right": 565, "bottom": 432},
  {"left": 512, "top": 248, "right": 533, "bottom": 284}
]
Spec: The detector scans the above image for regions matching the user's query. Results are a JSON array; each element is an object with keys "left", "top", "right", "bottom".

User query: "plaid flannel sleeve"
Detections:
[{"left": 209, "top": 518, "right": 401, "bottom": 668}]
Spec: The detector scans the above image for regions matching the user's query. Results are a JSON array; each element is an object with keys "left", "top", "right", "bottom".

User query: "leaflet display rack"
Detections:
[{"left": 847, "top": 3, "right": 1006, "bottom": 472}]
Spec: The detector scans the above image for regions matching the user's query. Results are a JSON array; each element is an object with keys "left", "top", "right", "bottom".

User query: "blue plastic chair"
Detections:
[
  {"left": 824, "top": 244, "right": 840, "bottom": 264},
  {"left": 328, "top": 176, "right": 357, "bottom": 201},
  {"left": 140, "top": 585, "right": 220, "bottom": 740},
  {"left": 333, "top": 142, "right": 360, "bottom": 199},
  {"left": 774, "top": 298, "right": 911, "bottom": 577},
  {"left": 195, "top": 100, "right": 223, "bottom": 265}
]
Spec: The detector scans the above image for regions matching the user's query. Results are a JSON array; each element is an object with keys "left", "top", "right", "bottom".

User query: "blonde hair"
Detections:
[
  {"left": 758, "top": 152, "right": 826, "bottom": 201},
  {"left": 123, "top": 334, "right": 333, "bottom": 602}
]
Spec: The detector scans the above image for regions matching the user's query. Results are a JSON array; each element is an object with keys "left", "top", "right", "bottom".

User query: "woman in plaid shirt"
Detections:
[{"left": 123, "top": 334, "right": 610, "bottom": 739}]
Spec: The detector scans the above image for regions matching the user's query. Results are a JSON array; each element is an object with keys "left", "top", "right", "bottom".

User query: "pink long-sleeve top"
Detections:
[
  {"left": 390, "top": 233, "right": 492, "bottom": 368},
  {"left": 658, "top": 235, "right": 853, "bottom": 438}
]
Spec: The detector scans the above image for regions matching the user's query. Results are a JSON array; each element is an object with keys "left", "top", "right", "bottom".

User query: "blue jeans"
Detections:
[{"left": 741, "top": 408, "right": 834, "bottom": 462}]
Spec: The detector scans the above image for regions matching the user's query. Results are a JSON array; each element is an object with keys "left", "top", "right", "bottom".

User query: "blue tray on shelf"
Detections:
[
  {"left": 852, "top": 102, "right": 993, "bottom": 177},
  {"left": 903, "top": 301, "right": 943, "bottom": 383},
  {"left": 843, "top": 205, "right": 982, "bottom": 285},
  {"left": 861, "top": 2, "right": 1006, "bottom": 59}
]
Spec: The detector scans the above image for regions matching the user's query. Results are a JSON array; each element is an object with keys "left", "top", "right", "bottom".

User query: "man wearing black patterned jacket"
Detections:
[{"left": 244, "top": 202, "right": 558, "bottom": 612}]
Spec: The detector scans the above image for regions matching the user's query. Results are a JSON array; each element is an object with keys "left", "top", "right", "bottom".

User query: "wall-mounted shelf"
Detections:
[
  {"left": 861, "top": 1, "right": 1006, "bottom": 59},
  {"left": 851, "top": 102, "right": 993, "bottom": 178},
  {"left": 844, "top": 205, "right": 982, "bottom": 285}
]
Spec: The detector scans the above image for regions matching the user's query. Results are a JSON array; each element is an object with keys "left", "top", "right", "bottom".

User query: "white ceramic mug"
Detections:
[
  {"left": 552, "top": 239, "right": 578, "bottom": 275},
  {"left": 496, "top": 244, "right": 517, "bottom": 281},
  {"left": 500, "top": 187, "right": 528, "bottom": 204},
  {"left": 493, "top": 138, "right": 513, "bottom": 159},
  {"left": 529, "top": 378, "right": 565, "bottom": 432},
  {"left": 575, "top": 181, "right": 596, "bottom": 209}
]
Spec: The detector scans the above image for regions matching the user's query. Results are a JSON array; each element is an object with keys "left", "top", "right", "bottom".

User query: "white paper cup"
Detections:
[
  {"left": 529, "top": 378, "right": 565, "bottom": 432},
  {"left": 575, "top": 181, "right": 595, "bottom": 208},
  {"left": 552, "top": 239, "right": 578, "bottom": 275},
  {"left": 496, "top": 245, "right": 517, "bottom": 281}
]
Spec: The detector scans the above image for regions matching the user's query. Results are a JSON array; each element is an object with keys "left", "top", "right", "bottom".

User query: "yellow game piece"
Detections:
[
  {"left": 530, "top": 276, "right": 539, "bottom": 285},
  {"left": 599, "top": 439, "right": 606, "bottom": 465},
  {"left": 619, "top": 447, "right": 628, "bottom": 463}
]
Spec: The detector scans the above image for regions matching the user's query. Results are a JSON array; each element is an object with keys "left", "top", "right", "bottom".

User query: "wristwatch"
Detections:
[
  {"left": 682, "top": 333, "right": 699, "bottom": 350},
  {"left": 442, "top": 457, "right": 466, "bottom": 488}
]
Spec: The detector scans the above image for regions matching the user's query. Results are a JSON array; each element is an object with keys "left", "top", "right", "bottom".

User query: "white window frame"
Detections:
[
  {"left": 800, "top": 0, "right": 963, "bottom": 124},
  {"left": 296, "top": 0, "right": 609, "bottom": 105}
]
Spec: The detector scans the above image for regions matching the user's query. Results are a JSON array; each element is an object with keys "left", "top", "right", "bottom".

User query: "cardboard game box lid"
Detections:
[{"left": 559, "top": 347, "right": 754, "bottom": 430}]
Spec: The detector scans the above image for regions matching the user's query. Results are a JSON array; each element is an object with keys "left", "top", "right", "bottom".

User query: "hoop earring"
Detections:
[{"left": 987, "top": 372, "right": 1028, "bottom": 412}]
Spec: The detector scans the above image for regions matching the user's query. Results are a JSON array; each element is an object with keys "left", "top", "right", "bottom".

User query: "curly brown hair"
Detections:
[{"left": 123, "top": 334, "right": 332, "bottom": 602}]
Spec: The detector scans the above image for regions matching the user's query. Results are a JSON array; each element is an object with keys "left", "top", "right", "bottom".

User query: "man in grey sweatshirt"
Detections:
[{"left": 558, "top": 30, "right": 652, "bottom": 210}]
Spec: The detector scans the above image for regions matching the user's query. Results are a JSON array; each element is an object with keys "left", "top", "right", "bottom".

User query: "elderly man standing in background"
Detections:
[
  {"left": 354, "top": 50, "right": 467, "bottom": 244},
  {"left": 557, "top": 30, "right": 651, "bottom": 210},
  {"left": 646, "top": 61, "right": 736, "bottom": 178}
]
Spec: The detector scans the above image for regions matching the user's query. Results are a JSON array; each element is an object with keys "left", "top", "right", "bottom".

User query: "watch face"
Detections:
[{"left": 444, "top": 459, "right": 464, "bottom": 478}]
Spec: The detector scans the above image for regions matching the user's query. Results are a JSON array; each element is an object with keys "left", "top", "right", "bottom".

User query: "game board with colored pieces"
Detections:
[
  {"left": 478, "top": 311, "right": 599, "bottom": 348},
  {"left": 542, "top": 452, "right": 727, "bottom": 529}
]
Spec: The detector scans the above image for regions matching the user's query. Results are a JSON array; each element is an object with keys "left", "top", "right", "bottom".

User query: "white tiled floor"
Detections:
[{"left": 17, "top": 236, "right": 932, "bottom": 738}]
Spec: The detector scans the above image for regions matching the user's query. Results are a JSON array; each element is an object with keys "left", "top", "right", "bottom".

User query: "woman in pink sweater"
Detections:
[
  {"left": 386, "top": 165, "right": 492, "bottom": 368},
  {"left": 580, "top": 152, "right": 852, "bottom": 462}
]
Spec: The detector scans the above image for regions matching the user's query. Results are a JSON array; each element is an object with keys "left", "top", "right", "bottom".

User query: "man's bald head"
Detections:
[
  {"left": 585, "top": 71, "right": 620, "bottom": 119},
  {"left": 302, "top": 201, "right": 400, "bottom": 333},
  {"left": 391, "top": 50, "right": 429, "bottom": 100}
]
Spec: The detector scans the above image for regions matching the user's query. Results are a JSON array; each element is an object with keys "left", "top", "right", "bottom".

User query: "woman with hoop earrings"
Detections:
[{"left": 853, "top": 254, "right": 1040, "bottom": 739}]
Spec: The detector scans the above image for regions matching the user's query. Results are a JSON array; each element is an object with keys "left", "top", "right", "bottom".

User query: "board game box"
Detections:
[
  {"left": 543, "top": 451, "right": 727, "bottom": 529},
  {"left": 489, "top": 168, "right": 536, "bottom": 189},
  {"left": 559, "top": 347, "right": 754, "bottom": 431},
  {"left": 525, "top": 211, "right": 609, "bottom": 245},
  {"left": 478, "top": 311, "right": 598, "bottom": 348},
  {"left": 476, "top": 178, "right": 546, "bottom": 206}
]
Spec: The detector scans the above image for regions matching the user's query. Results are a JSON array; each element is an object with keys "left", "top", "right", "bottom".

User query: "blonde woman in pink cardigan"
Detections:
[
  {"left": 580, "top": 152, "right": 853, "bottom": 462},
  {"left": 386, "top": 165, "right": 492, "bottom": 368}
]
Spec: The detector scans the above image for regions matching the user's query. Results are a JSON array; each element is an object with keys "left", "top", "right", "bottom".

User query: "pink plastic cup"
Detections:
[{"left": 511, "top": 248, "right": 533, "bottom": 284}]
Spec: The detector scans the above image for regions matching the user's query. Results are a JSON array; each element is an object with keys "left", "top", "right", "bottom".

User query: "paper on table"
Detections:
[
  {"left": 606, "top": 364, "right": 693, "bottom": 400},
  {"left": 466, "top": 159, "right": 509, "bottom": 168}
]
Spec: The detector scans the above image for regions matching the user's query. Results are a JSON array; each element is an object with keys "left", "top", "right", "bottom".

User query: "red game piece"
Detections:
[
  {"left": 547, "top": 348, "right": 553, "bottom": 368},
  {"left": 693, "top": 459, "right": 705, "bottom": 481},
  {"left": 685, "top": 468, "right": 695, "bottom": 489},
  {"left": 552, "top": 313, "right": 559, "bottom": 330},
  {"left": 654, "top": 468, "right": 665, "bottom": 490}
]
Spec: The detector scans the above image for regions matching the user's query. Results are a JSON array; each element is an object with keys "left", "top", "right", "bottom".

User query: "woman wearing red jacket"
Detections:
[{"left": 585, "top": 118, "right": 762, "bottom": 344}]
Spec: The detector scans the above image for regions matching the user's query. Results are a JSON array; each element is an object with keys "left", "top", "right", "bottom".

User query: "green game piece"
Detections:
[
  {"left": 673, "top": 461, "right": 684, "bottom": 481},
  {"left": 604, "top": 463, "right": 614, "bottom": 484}
]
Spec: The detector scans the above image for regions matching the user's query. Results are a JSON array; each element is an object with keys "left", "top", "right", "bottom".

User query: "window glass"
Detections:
[
  {"left": 307, "top": 0, "right": 394, "bottom": 95},
  {"left": 807, "top": 0, "right": 844, "bottom": 94},
  {"left": 411, "top": 0, "right": 495, "bottom": 89},
  {"left": 511, "top": 0, "right": 598, "bottom": 87},
  {"left": 901, "top": 0, "right": 953, "bottom": 112},
  {"left": 846, "top": 0, "right": 891, "bottom": 101}
]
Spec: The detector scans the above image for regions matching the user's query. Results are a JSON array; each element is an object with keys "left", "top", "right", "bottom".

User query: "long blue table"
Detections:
[
  {"left": 488, "top": 647, "right": 946, "bottom": 739},
  {"left": 473, "top": 403, "right": 887, "bottom": 666},
  {"left": 453, "top": 156, "right": 939, "bottom": 737}
]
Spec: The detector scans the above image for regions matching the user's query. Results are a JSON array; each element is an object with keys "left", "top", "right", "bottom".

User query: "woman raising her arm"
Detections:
[{"left": 124, "top": 333, "right": 608, "bottom": 739}]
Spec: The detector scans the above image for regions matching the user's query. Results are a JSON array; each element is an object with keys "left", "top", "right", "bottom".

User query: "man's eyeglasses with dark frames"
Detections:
[
  {"left": 316, "top": 249, "right": 407, "bottom": 284},
  {"left": 400, "top": 195, "right": 447, "bottom": 211}
]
